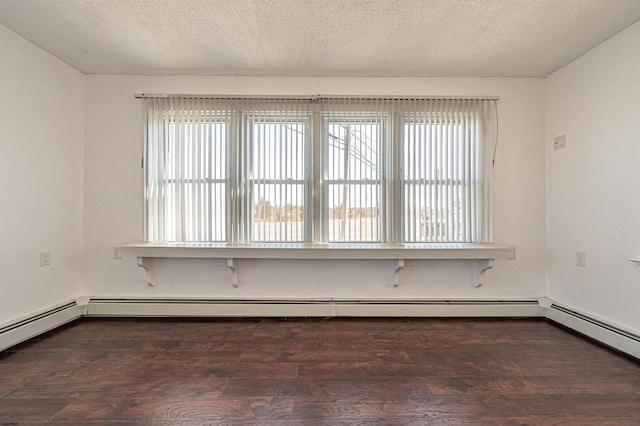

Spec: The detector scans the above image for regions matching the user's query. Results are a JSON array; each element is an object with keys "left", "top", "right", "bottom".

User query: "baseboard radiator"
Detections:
[
  {"left": 0, "top": 301, "right": 81, "bottom": 352},
  {"left": 86, "top": 298, "right": 542, "bottom": 318},
  {"left": 546, "top": 303, "right": 640, "bottom": 360},
  {"left": 4, "top": 299, "right": 639, "bottom": 361}
]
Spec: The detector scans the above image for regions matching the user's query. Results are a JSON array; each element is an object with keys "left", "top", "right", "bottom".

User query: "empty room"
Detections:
[{"left": 1, "top": 0, "right": 639, "bottom": 423}]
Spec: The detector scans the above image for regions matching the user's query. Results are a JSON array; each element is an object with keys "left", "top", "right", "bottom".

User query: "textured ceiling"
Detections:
[{"left": 1, "top": 0, "right": 640, "bottom": 77}]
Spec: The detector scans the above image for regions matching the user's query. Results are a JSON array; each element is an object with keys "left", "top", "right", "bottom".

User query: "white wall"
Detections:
[
  {"left": 546, "top": 21, "right": 640, "bottom": 332},
  {"left": 0, "top": 25, "right": 84, "bottom": 324},
  {"left": 84, "top": 76, "right": 546, "bottom": 300},
  {"left": 4, "top": 11, "right": 639, "bottom": 334}
]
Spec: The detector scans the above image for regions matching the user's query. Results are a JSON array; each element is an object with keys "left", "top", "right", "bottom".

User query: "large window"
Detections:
[{"left": 143, "top": 96, "right": 496, "bottom": 243}]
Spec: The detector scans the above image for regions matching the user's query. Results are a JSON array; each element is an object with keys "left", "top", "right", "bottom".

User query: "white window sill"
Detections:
[
  {"left": 118, "top": 242, "right": 515, "bottom": 289},
  {"left": 119, "top": 242, "right": 514, "bottom": 260}
]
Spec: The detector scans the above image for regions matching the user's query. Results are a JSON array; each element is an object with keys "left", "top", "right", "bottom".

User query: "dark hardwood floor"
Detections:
[{"left": 1, "top": 317, "right": 639, "bottom": 425}]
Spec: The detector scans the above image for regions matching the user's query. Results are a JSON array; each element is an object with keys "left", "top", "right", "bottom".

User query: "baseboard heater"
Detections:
[
  {"left": 86, "top": 298, "right": 542, "bottom": 318},
  {"left": 4, "top": 299, "right": 639, "bottom": 361},
  {"left": 0, "top": 301, "right": 80, "bottom": 352},
  {"left": 546, "top": 303, "right": 640, "bottom": 360}
]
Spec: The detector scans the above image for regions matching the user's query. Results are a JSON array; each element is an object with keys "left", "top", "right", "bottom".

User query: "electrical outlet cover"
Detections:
[
  {"left": 554, "top": 134, "right": 567, "bottom": 150},
  {"left": 40, "top": 250, "right": 51, "bottom": 266}
]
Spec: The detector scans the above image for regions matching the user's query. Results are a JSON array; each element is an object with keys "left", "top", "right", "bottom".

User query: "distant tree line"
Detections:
[{"left": 254, "top": 198, "right": 379, "bottom": 222}]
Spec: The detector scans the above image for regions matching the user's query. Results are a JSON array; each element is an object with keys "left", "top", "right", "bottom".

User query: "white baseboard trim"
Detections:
[
  {"left": 545, "top": 302, "right": 640, "bottom": 360},
  {"left": 0, "top": 300, "right": 83, "bottom": 351},
  {"left": 86, "top": 298, "right": 542, "bottom": 318}
]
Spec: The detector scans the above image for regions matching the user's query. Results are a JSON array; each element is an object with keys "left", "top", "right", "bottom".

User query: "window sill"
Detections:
[
  {"left": 118, "top": 242, "right": 515, "bottom": 289},
  {"left": 118, "top": 242, "right": 514, "bottom": 260}
]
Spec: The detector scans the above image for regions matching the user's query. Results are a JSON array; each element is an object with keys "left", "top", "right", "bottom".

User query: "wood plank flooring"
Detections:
[{"left": 1, "top": 317, "right": 639, "bottom": 425}]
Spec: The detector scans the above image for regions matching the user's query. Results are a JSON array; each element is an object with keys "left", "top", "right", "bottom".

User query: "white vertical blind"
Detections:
[
  {"left": 142, "top": 95, "right": 496, "bottom": 244},
  {"left": 244, "top": 99, "right": 310, "bottom": 242},
  {"left": 400, "top": 98, "right": 495, "bottom": 242},
  {"left": 144, "top": 97, "right": 229, "bottom": 242},
  {"left": 321, "top": 98, "right": 387, "bottom": 242}
]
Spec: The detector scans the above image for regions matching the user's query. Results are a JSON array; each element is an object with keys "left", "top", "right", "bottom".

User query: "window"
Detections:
[
  {"left": 143, "top": 96, "right": 496, "bottom": 244},
  {"left": 322, "top": 110, "right": 385, "bottom": 242},
  {"left": 401, "top": 99, "right": 492, "bottom": 242},
  {"left": 248, "top": 116, "right": 308, "bottom": 242},
  {"left": 144, "top": 98, "right": 230, "bottom": 242}
]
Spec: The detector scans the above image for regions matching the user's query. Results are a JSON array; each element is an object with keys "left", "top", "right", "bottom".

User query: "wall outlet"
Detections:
[
  {"left": 576, "top": 251, "right": 586, "bottom": 267},
  {"left": 553, "top": 134, "right": 567, "bottom": 150},
  {"left": 40, "top": 250, "right": 51, "bottom": 266}
]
